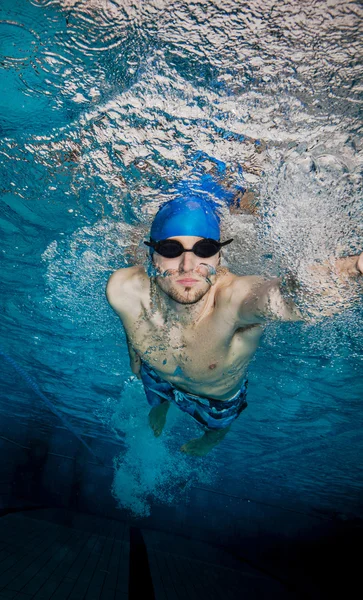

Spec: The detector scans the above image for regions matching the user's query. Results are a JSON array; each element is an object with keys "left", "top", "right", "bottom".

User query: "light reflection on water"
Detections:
[{"left": 0, "top": 0, "right": 362, "bottom": 516}]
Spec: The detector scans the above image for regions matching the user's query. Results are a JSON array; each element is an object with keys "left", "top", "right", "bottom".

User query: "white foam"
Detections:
[{"left": 110, "top": 377, "right": 218, "bottom": 517}]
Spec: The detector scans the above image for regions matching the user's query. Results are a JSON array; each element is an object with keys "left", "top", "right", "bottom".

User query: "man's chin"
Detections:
[{"left": 171, "top": 295, "right": 203, "bottom": 305}]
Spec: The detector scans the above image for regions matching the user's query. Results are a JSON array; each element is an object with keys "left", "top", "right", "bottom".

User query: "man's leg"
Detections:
[
  {"left": 180, "top": 425, "right": 231, "bottom": 456},
  {"left": 148, "top": 401, "right": 170, "bottom": 437}
]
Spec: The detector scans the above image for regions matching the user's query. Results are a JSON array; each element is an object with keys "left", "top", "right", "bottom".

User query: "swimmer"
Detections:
[{"left": 106, "top": 194, "right": 363, "bottom": 456}]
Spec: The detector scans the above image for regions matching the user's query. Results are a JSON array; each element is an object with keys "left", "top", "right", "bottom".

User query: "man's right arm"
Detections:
[
  {"left": 125, "top": 333, "right": 141, "bottom": 379},
  {"left": 106, "top": 267, "right": 143, "bottom": 378},
  {"left": 105, "top": 267, "right": 139, "bottom": 317}
]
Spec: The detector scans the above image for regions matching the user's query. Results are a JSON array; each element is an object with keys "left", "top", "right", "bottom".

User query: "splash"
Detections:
[
  {"left": 147, "top": 259, "right": 217, "bottom": 286},
  {"left": 195, "top": 263, "right": 217, "bottom": 286},
  {"left": 258, "top": 152, "right": 362, "bottom": 320},
  {"left": 110, "top": 377, "right": 218, "bottom": 517}
]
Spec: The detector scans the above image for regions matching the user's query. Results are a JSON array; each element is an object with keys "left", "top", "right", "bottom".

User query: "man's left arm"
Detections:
[
  {"left": 301, "top": 251, "right": 363, "bottom": 316},
  {"left": 236, "top": 252, "right": 363, "bottom": 324},
  {"left": 334, "top": 253, "right": 363, "bottom": 279},
  {"left": 235, "top": 275, "right": 303, "bottom": 324}
]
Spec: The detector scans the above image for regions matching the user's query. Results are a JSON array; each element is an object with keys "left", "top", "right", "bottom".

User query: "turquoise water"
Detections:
[{"left": 0, "top": 0, "right": 362, "bottom": 529}]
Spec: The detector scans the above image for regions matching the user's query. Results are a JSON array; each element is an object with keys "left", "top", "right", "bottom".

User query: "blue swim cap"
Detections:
[{"left": 150, "top": 196, "right": 220, "bottom": 241}]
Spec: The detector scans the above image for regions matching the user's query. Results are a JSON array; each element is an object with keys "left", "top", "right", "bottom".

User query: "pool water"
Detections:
[{"left": 0, "top": 0, "right": 362, "bottom": 596}]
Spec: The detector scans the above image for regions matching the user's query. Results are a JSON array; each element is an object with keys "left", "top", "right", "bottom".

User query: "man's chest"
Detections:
[{"left": 125, "top": 311, "right": 233, "bottom": 375}]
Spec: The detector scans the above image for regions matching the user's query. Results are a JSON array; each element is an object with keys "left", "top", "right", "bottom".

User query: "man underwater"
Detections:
[{"left": 106, "top": 195, "right": 363, "bottom": 456}]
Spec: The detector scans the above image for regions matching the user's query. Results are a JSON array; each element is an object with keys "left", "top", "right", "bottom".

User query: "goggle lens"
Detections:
[{"left": 144, "top": 238, "right": 233, "bottom": 258}]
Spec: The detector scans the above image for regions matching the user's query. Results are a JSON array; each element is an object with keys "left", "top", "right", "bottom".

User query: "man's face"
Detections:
[{"left": 152, "top": 236, "right": 220, "bottom": 305}]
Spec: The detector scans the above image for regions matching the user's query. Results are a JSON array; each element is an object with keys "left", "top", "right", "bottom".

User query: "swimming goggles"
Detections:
[{"left": 144, "top": 237, "right": 233, "bottom": 258}]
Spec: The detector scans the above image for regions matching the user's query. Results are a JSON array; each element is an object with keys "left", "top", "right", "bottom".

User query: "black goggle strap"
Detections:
[
  {"left": 217, "top": 238, "right": 234, "bottom": 248},
  {"left": 144, "top": 238, "right": 233, "bottom": 251}
]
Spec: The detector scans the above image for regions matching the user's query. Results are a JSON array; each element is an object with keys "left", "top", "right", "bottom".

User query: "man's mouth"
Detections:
[{"left": 176, "top": 278, "right": 199, "bottom": 285}]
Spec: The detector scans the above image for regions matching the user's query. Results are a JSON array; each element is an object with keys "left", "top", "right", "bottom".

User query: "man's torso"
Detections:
[{"left": 108, "top": 266, "right": 263, "bottom": 400}]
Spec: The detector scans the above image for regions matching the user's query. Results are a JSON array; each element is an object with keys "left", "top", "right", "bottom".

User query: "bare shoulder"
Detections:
[
  {"left": 106, "top": 266, "right": 145, "bottom": 291},
  {"left": 106, "top": 266, "right": 148, "bottom": 314},
  {"left": 216, "top": 272, "right": 279, "bottom": 326},
  {"left": 216, "top": 272, "right": 266, "bottom": 305}
]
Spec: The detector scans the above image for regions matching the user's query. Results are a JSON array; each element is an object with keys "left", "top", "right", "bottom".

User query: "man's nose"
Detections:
[{"left": 179, "top": 250, "right": 195, "bottom": 272}]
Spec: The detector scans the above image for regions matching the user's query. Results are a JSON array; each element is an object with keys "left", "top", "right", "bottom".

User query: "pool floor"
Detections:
[{"left": 0, "top": 509, "right": 293, "bottom": 599}]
